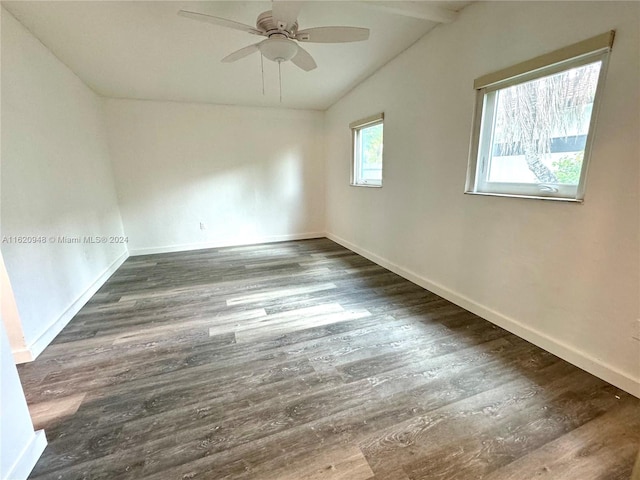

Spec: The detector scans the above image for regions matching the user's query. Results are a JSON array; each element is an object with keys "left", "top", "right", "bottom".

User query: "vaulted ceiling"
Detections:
[{"left": 2, "top": 1, "right": 470, "bottom": 110}]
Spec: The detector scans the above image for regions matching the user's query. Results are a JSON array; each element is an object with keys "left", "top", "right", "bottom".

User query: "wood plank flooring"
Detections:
[{"left": 17, "top": 238, "right": 640, "bottom": 480}]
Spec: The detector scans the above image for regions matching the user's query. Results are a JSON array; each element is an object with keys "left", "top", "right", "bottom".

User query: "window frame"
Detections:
[
  {"left": 350, "top": 112, "right": 384, "bottom": 188},
  {"left": 465, "top": 32, "right": 614, "bottom": 202}
]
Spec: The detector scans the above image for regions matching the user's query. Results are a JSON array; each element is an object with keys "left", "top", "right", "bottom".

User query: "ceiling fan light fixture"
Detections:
[{"left": 259, "top": 37, "right": 298, "bottom": 63}]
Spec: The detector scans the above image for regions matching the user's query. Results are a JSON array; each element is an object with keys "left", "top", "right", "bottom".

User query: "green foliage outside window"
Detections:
[
  {"left": 362, "top": 123, "right": 383, "bottom": 168},
  {"left": 552, "top": 151, "right": 584, "bottom": 185}
]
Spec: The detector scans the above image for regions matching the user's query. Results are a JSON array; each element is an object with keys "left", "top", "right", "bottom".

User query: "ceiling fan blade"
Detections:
[
  {"left": 178, "top": 10, "right": 265, "bottom": 36},
  {"left": 296, "top": 26, "right": 370, "bottom": 43},
  {"left": 271, "top": 1, "right": 301, "bottom": 31},
  {"left": 222, "top": 43, "right": 262, "bottom": 63},
  {"left": 290, "top": 45, "right": 317, "bottom": 71}
]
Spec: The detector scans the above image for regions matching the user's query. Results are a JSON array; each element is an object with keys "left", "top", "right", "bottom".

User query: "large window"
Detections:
[
  {"left": 351, "top": 113, "right": 384, "bottom": 187},
  {"left": 466, "top": 32, "right": 614, "bottom": 201}
]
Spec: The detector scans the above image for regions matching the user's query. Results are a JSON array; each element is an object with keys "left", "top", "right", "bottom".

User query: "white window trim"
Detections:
[
  {"left": 350, "top": 112, "right": 384, "bottom": 187},
  {"left": 465, "top": 32, "right": 614, "bottom": 202}
]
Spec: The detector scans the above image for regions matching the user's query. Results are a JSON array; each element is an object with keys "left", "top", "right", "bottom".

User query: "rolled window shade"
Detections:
[
  {"left": 350, "top": 112, "right": 384, "bottom": 129},
  {"left": 473, "top": 31, "right": 615, "bottom": 90}
]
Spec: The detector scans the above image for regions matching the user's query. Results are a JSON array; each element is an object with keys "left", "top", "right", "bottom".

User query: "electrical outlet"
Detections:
[{"left": 199, "top": 222, "right": 206, "bottom": 231}]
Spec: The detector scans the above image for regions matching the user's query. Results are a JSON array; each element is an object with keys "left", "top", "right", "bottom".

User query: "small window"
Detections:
[
  {"left": 350, "top": 113, "right": 384, "bottom": 187},
  {"left": 466, "top": 32, "right": 614, "bottom": 201}
]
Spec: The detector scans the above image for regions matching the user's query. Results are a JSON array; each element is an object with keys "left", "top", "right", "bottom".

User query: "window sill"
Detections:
[
  {"left": 464, "top": 191, "right": 583, "bottom": 203},
  {"left": 350, "top": 183, "right": 382, "bottom": 188}
]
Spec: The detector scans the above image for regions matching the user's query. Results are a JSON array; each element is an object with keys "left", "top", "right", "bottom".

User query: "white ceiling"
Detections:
[{"left": 2, "top": 1, "right": 469, "bottom": 110}]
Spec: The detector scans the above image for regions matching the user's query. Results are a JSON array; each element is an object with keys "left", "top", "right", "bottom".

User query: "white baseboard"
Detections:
[
  {"left": 3, "top": 429, "right": 47, "bottom": 480},
  {"left": 326, "top": 232, "right": 640, "bottom": 399},
  {"left": 128, "top": 232, "right": 326, "bottom": 256},
  {"left": 16, "top": 251, "right": 129, "bottom": 363},
  {"left": 11, "top": 347, "right": 33, "bottom": 364}
]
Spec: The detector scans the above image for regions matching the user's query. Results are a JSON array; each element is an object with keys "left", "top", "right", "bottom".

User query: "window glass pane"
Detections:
[
  {"left": 358, "top": 123, "right": 383, "bottom": 183},
  {"left": 487, "top": 61, "right": 601, "bottom": 186}
]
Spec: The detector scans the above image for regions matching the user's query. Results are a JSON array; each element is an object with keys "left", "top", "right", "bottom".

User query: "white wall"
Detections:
[
  {"left": 103, "top": 99, "right": 325, "bottom": 255},
  {"left": 0, "top": 317, "right": 46, "bottom": 480},
  {"left": 324, "top": 1, "right": 640, "bottom": 396},
  {"left": 1, "top": 8, "right": 127, "bottom": 360}
]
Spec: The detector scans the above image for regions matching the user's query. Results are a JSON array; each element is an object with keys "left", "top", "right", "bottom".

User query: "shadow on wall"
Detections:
[
  {"left": 1, "top": 205, "right": 126, "bottom": 350},
  {"left": 119, "top": 143, "right": 320, "bottom": 251}
]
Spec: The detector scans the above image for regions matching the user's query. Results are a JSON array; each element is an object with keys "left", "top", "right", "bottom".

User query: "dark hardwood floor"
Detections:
[{"left": 17, "top": 238, "right": 640, "bottom": 480}]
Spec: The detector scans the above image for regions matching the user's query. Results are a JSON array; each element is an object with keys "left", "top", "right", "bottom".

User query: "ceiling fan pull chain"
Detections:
[
  {"left": 261, "top": 54, "right": 265, "bottom": 95},
  {"left": 278, "top": 60, "right": 282, "bottom": 103}
]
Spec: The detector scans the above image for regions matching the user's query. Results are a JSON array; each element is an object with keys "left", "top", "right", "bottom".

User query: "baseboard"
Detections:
[
  {"left": 3, "top": 429, "right": 47, "bottom": 480},
  {"left": 128, "top": 232, "right": 326, "bottom": 256},
  {"left": 16, "top": 251, "right": 129, "bottom": 363},
  {"left": 11, "top": 347, "right": 33, "bottom": 364},
  {"left": 326, "top": 232, "right": 640, "bottom": 399}
]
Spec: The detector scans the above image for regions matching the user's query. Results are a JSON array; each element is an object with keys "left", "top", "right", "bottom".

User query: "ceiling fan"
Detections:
[{"left": 177, "top": 2, "right": 370, "bottom": 72}]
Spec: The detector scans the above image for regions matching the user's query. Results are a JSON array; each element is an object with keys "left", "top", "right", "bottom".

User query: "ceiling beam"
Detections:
[{"left": 359, "top": 1, "right": 458, "bottom": 24}]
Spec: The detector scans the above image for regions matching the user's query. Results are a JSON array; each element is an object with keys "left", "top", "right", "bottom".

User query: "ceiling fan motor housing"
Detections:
[{"left": 257, "top": 11, "right": 297, "bottom": 37}]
